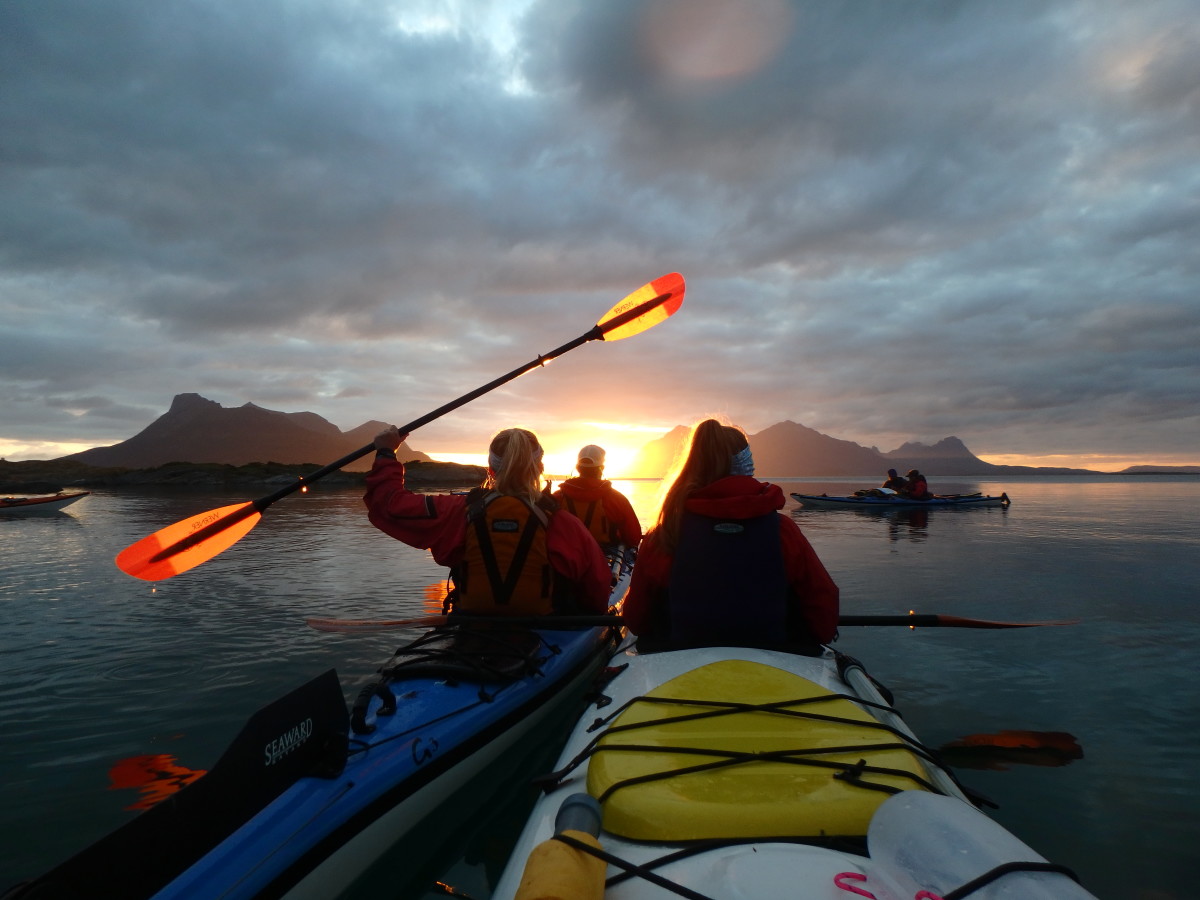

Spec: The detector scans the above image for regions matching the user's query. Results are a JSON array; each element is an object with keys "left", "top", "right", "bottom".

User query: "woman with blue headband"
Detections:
[{"left": 625, "top": 418, "right": 839, "bottom": 650}]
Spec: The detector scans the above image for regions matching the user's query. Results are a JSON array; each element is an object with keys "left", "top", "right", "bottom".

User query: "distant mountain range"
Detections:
[
  {"left": 52, "top": 395, "right": 1196, "bottom": 477},
  {"left": 60, "top": 393, "right": 429, "bottom": 471},
  {"left": 630, "top": 420, "right": 1193, "bottom": 477}
]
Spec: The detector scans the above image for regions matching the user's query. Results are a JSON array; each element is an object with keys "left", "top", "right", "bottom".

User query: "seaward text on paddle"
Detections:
[{"left": 264, "top": 717, "right": 314, "bottom": 766}]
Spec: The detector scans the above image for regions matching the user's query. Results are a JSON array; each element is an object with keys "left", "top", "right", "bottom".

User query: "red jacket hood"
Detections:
[{"left": 684, "top": 476, "right": 785, "bottom": 519}]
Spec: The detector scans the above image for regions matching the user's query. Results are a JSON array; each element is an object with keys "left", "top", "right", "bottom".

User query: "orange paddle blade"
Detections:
[
  {"left": 116, "top": 502, "right": 262, "bottom": 581},
  {"left": 596, "top": 272, "right": 685, "bottom": 341}
]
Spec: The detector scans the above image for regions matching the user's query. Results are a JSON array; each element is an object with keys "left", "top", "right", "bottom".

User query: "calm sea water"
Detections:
[{"left": 1, "top": 475, "right": 1196, "bottom": 899}]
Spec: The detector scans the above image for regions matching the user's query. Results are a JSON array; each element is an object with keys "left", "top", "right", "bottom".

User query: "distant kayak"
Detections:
[
  {"left": 0, "top": 492, "right": 89, "bottom": 516},
  {"left": 791, "top": 490, "right": 1010, "bottom": 509}
]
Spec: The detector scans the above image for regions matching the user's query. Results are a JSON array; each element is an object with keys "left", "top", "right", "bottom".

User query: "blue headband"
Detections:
[
  {"left": 489, "top": 445, "right": 543, "bottom": 471},
  {"left": 730, "top": 445, "right": 755, "bottom": 477}
]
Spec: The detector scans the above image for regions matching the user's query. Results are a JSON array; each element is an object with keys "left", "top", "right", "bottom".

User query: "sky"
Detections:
[{"left": 3, "top": 0, "right": 1198, "bottom": 477}]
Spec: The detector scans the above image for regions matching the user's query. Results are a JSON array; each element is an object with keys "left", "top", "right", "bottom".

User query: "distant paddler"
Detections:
[{"left": 552, "top": 444, "right": 643, "bottom": 554}]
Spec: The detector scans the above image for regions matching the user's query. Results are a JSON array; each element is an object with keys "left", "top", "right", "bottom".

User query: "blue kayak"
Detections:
[
  {"left": 5, "top": 612, "right": 626, "bottom": 900},
  {"left": 791, "top": 491, "right": 1011, "bottom": 509}
]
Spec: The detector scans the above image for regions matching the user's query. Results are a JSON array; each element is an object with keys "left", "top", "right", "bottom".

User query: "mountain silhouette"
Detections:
[
  {"left": 630, "top": 420, "right": 1097, "bottom": 477},
  {"left": 55, "top": 394, "right": 1111, "bottom": 477},
  {"left": 59, "top": 394, "right": 429, "bottom": 471},
  {"left": 631, "top": 420, "right": 952, "bottom": 477},
  {"left": 882, "top": 436, "right": 1000, "bottom": 476},
  {"left": 752, "top": 421, "right": 894, "bottom": 476}
]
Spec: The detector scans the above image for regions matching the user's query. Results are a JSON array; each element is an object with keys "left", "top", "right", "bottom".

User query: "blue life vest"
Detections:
[{"left": 666, "top": 510, "right": 789, "bottom": 647}]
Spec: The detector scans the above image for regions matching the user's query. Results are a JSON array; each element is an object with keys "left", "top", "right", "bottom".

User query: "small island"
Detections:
[{"left": 0, "top": 458, "right": 488, "bottom": 494}]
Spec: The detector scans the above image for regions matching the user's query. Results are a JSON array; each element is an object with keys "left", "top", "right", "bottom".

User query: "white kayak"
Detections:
[
  {"left": 490, "top": 642, "right": 1098, "bottom": 900},
  {"left": 0, "top": 491, "right": 90, "bottom": 516}
]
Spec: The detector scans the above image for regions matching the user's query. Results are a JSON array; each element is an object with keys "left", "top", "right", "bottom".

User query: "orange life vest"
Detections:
[
  {"left": 558, "top": 492, "right": 617, "bottom": 548},
  {"left": 451, "top": 490, "right": 560, "bottom": 616}
]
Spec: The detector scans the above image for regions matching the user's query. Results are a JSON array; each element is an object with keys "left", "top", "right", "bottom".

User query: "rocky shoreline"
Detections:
[{"left": 0, "top": 459, "right": 488, "bottom": 493}]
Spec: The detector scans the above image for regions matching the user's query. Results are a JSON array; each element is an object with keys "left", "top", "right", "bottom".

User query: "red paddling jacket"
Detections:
[
  {"left": 906, "top": 474, "right": 931, "bottom": 500},
  {"left": 624, "top": 476, "right": 839, "bottom": 647},
  {"left": 551, "top": 476, "right": 643, "bottom": 550},
  {"left": 364, "top": 456, "right": 611, "bottom": 615}
]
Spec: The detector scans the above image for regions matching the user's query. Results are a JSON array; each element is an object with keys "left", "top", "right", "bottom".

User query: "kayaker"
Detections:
[
  {"left": 364, "top": 425, "right": 612, "bottom": 616},
  {"left": 551, "top": 444, "right": 643, "bottom": 553},
  {"left": 904, "top": 468, "right": 931, "bottom": 500},
  {"left": 623, "top": 419, "right": 840, "bottom": 650},
  {"left": 881, "top": 468, "right": 907, "bottom": 492}
]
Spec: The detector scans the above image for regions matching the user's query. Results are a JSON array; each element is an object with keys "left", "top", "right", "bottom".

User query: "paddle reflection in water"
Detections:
[
  {"left": 108, "top": 754, "right": 207, "bottom": 811},
  {"left": 938, "top": 730, "right": 1084, "bottom": 771}
]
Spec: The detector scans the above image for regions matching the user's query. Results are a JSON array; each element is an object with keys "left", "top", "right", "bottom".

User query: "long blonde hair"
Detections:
[
  {"left": 652, "top": 418, "right": 749, "bottom": 554},
  {"left": 484, "top": 428, "right": 546, "bottom": 506}
]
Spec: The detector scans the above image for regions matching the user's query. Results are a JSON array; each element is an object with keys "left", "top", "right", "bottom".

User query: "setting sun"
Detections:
[
  {"left": 542, "top": 422, "right": 669, "bottom": 478},
  {"left": 426, "top": 421, "right": 672, "bottom": 480}
]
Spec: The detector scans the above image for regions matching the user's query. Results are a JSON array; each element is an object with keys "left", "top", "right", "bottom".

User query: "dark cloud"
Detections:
[{"left": 1, "top": 0, "right": 1197, "bottom": 467}]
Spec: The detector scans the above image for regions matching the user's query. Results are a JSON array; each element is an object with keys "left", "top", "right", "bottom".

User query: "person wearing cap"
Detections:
[
  {"left": 623, "top": 418, "right": 839, "bottom": 651},
  {"left": 881, "top": 468, "right": 907, "bottom": 492},
  {"left": 904, "top": 468, "right": 931, "bottom": 500},
  {"left": 551, "top": 444, "right": 643, "bottom": 553},
  {"left": 364, "top": 425, "right": 611, "bottom": 616}
]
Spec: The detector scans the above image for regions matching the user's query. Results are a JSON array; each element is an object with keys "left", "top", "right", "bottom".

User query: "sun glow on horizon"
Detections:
[
  {"left": 980, "top": 452, "right": 1199, "bottom": 472},
  {"left": 0, "top": 439, "right": 99, "bottom": 461},
  {"left": 426, "top": 451, "right": 488, "bottom": 468},
  {"left": 425, "top": 421, "right": 673, "bottom": 481}
]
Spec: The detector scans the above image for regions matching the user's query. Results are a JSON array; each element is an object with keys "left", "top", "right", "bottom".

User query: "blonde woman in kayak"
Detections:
[
  {"left": 624, "top": 418, "right": 839, "bottom": 650},
  {"left": 365, "top": 425, "right": 612, "bottom": 617}
]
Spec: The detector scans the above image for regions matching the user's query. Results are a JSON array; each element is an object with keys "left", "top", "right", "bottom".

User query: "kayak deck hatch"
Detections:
[{"left": 583, "top": 659, "right": 938, "bottom": 841}]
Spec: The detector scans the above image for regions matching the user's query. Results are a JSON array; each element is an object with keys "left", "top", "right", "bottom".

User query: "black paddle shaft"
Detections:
[{"left": 252, "top": 291, "right": 672, "bottom": 513}]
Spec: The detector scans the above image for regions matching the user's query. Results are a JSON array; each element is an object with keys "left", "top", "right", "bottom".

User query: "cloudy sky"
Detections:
[{"left": 3, "top": 0, "right": 1198, "bottom": 476}]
